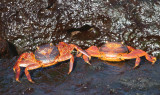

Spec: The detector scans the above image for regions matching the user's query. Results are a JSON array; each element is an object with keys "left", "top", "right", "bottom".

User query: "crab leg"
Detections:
[
  {"left": 82, "top": 54, "right": 91, "bottom": 65},
  {"left": 145, "top": 54, "right": 156, "bottom": 65},
  {"left": 13, "top": 60, "right": 21, "bottom": 82},
  {"left": 70, "top": 44, "right": 91, "bottom": 59},
  {"left": 68, "top": 55, "right": 74, "bottom": 74},
  {"left": 134, "top": 57, "right": 141, "bottom": 68},
  {"left": 77, "top": 46, "right": 101, "bottom": 64},
  {"left": 13, "top": 52, "right": 42, "bottom": 83},
  {"left": 13, "top": 53, "right": 32, "bottom": 82},
  {"left": 13, "top": 53, "right": 29, "bottom": 72},
  {"left": 42, "top": 61, "right": 58, "bottom": 67},
  {"left": 14, "top": 65, "right": 21, "bottom": 82},
  {"left": 57, "top": 54, "right": 75, "bottom": 74},
  {"left": 127, "top": 46, "right": 156, "bottom": 64},
  {"left": 120, "top": 49, "right": 156, "bottom": 67},
  {"left": 25, "top": 64, "right": 42, "bottom": 83}
]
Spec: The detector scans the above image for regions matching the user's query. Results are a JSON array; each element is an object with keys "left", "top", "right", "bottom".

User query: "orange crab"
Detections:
[
  {"left": 13, "top": 42, "right": 90, "bottom": 83},
  {"left": 77, "top": 41, "right": 156, "bottom": 68}
]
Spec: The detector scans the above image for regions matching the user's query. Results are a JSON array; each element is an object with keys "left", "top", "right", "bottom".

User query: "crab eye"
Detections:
[{"left": 121, "top": 42, "right": 124, "bottom": 44}]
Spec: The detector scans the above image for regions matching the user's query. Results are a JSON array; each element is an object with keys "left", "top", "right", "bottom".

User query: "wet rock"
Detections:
[
  {"left": 0, "top": 0, "right": 160, "bottom": 95},
  {"left": 0, "top": 53, "right": 160, "bottom": 95},
  {"left": 0, "top": 0, "right": 159, "bottom": 57},
  {"left": 0, "top": 37, "right": 18, "bottom": 58},
  {"left": 0, "top": 37, "right": 11, "bottom": 58}
]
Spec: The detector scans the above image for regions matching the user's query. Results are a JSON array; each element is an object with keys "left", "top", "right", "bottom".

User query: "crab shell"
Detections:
[
  {"left": 34, "top": 43, "right": 59, "bottom": 63},
  {"left": 99, "top": 42, "right": 129, "bottom": 61}
]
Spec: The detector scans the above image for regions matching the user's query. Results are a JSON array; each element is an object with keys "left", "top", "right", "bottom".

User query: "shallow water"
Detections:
[{"left": 0, "top": 0, "right": 160, "bottom": 95}]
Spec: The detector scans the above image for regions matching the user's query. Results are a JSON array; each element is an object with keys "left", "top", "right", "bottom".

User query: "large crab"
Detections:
[
  {"left": 13, "top": 42, "right": 90, "bottom": 83},
  {"left": 77, "top": 41, "right": 156, "bottom": 68}
]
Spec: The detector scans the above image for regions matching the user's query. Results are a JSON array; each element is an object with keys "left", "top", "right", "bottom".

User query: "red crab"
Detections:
[
  {"left": 77, "top": 41, "right": 156, "bottom": 68},
  {"left": 13, "top": 42, "right": 90, "bottom": 83}
]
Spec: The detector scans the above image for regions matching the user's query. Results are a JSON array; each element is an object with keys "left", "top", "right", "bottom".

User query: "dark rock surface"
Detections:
[
  {"left": 0, "top": 57, "right": 160, "bottom": 95},
  {"left": 0, "top": 37, "right": 17, "bottom": 58},
  {"left": 0, "top": 37, "right": 10, "bottom": 58},
  {"left": 0, "top": 0, "right": 160, "bottom": 95},
  {"left": 0, "top": 0, "right": 160, "bottom": 56}
]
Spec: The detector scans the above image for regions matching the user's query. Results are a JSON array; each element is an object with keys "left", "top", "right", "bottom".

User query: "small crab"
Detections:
[
  {"left": 13, "top": 42, "right": 90, "bottom": 83},
  {"left": 77, "top": 41, "right": 156, "bottom": 68}
]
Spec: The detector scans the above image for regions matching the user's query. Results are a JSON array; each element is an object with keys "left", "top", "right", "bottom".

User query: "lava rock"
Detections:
[
  {"left": 0, "top": 37, "right": 10, "bottom": 58},
  {"left": 0, "top": 37, "right": 18, "bottom": 58}
]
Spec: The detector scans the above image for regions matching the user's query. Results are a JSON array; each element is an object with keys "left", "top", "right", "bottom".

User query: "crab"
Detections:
[
  {"left": 77, "top": 41, "right": 156, "bottom": 68},
  {"left": 13, "top": 42, "right": 90, "bottom": 83}
]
